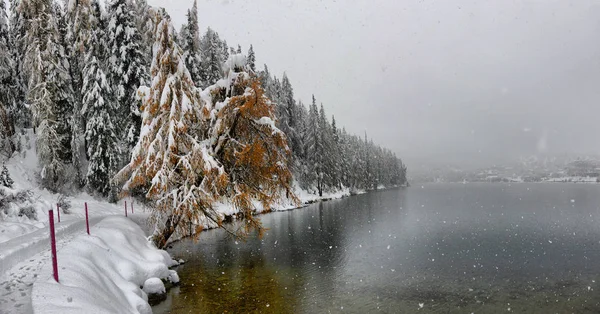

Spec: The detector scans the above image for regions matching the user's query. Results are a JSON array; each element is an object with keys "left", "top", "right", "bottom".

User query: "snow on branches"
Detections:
[{"left": 117, "top": 15, "right": 297, "bottom": 248}]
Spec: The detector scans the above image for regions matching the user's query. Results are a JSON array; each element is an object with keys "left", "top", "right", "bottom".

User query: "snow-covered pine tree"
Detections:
[
  {"left": 180, "top": 0, "right": 202, "bottom": 86},
  {"left": 64, "top": 0, "right": 95, "bottom": 115},
  {"left": 199, "top": 27, "right": 224, "bottom": 88},
  {"left": 61, "top": 0, "right": 93, "bottom": 187},
  {"left": 318, "top": 104, "right": 336, "bottom": 190},
  {"left": 133, "top": 0, "right": 155, "bottom": 60},
  {"left": 280, "top": 73, "right": 303, "bottom": 153},
  {"left": 3, "top": 0, "right": 27, "bottom": 130},
  {"left": 247, "top": 44, "right": 256, "bottom": 72},
  {"left": 9, "top": 0, "right": 27, "bottom": 84},
  {"left": 106, "top": 0, "right": 149, "bottom": 160},
  {"left": 304, "top": 95, "right": 324, "bottom": 195},
  {"left": 221, "top": 39, "right": 229, "bottom": 61},
  {"left": 259, "top": 63, "right": 270, "bottom": 90},
  {"left": 0, "top": 0, "right": 16, "bottom": 152},
  {"left": 22, "top": 0, "right": 75, "bottom": 191},
  {"left": 82, "top": 9, "right": 120, "bottom": 198},
  {"left": 338, "top": 127, "right": 351, "bottom": 187},
  {"left": 363, "top": 133, "right": 373, "bottom": 189},
  {"left": 329, "top": 115, "right": 341, "bottom": 188}
]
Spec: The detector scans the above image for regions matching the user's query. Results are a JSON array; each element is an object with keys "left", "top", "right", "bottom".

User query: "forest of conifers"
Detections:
[{"left": 0, "top": 0, "right": 407, "bottom": 244}]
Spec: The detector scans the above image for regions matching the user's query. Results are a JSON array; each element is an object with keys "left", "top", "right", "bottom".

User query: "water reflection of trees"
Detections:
[{"left": 161, "top": 188, "right": 409, "bottom": 313}]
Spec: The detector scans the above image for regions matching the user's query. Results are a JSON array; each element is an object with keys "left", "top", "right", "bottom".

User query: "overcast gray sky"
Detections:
[{"left": 149, "top": 0, "right": 600, "bottom": 169}]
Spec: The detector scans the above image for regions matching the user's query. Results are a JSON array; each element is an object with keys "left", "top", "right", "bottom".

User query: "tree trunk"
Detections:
[{"left": 156, "top": 214, "right": 181, "bottom": 249}]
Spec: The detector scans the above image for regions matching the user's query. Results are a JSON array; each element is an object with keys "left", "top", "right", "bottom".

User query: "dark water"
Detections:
[{"left": 153, "top": 183, "right": 600, "bottom": 313}]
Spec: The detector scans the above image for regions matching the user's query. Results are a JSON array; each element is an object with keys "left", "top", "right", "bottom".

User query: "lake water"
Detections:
[{"left": 154, "top": 183, "right": 600, "bottom": 313}]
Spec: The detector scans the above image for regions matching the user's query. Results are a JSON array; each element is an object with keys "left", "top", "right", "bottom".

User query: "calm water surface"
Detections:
[{"left": 154, "top": 183, "right": 600, "bottom": 313}]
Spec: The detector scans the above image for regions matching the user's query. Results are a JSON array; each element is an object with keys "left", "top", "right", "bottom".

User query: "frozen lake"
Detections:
[{"left": 155, "top": 183, "right": 600, "bottom": 313}]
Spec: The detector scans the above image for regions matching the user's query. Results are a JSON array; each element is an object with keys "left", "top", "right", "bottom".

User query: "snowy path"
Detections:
[
  {"left": 0, "top": 213, "right": 149, "bottom": 314},
  {"left": 0, "top": 216, "right": 104, "bottom": 314},
  {"left": 0, "top": 216, "right": 104, "bottom": 276}
]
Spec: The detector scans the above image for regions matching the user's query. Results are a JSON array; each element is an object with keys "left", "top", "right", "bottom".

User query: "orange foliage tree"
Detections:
[
  {"left": 116, "top": 14, "right": 297, "bottom": 248},
  {"left": 204, "top": 56, "right": 298, "bottom": 236}
]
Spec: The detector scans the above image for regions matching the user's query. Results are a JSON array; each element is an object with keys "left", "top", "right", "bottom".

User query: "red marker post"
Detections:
[
  {"left": 85, "top": 202, "right": 90, "bottom": 235},
  {"left": 131, "top": 201, "right": 134, "bottom": 214},
  {"left": 48, "top": 209, "right": 59, "bottom": 283},
  {"left": 56, "top": 204, "right": 60, "bottom": 223},
  {"left": 124, "top": 200, "right": 128, "bottom": 217}
]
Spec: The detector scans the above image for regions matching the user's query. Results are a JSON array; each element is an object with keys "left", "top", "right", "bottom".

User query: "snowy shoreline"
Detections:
[
  {"left": 30, "top": 216, "right": 180, "bottom": 314},
  {"left": 168, "top": 184, "right": 403, "bottom": 245}
]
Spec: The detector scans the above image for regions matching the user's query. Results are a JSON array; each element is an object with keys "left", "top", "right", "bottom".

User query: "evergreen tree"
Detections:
[
  {"left": 247, "top": 44, "right": 256, "bottom": 72},
  {"left": 280, "top": 73, "right": 302, "bottom": 154},
  {"left": 221, "top": 39, "right": 229, "bottom": 61},
  {"left": 82, "top": 8, "right": 120, "bottom": 198},
  {"left": 106, "top": 0, "right": 149, "bottom": 160},
  {"left": 338, "top": 127, "right": 351, "bottom": 187},
  {"left": 199, "top": 27, "right": 224, "bottom": 88},
  {"left": 133, "top": 0, "right": 154, "bottom": 60},
  {"left": 63, "top": 0, "right": 95, "bottom": 187},
  {"left": 319, "top": 104, "right": 336, "bottom": 189},
  {"left": 64, "top": 0, "right": 95, "bottom": 111},
  {"left": 23, "top": 0, "right": 75, "bottom": 191},
  {"left": 304, "top": 95, "right": 324, "bottom": 195},
  {"left": 260, "top": 63, "right": 270, "bottom": 89},
  {"left": 0, "top": 0, "right": 16, "bottom": 147},
  {"left": 329, "top": 115, "right": 341, "bottom": 188},
  {"left": 180, "top": 0, "right": 202, "bottom": 86},
  {"left": 6, "top": 0, "right": 28, "bottom": 129}
]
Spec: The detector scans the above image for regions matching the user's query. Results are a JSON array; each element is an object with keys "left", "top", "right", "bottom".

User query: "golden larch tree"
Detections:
[{"left": 117, "top": 14, "right": 297, "bottom": 248}]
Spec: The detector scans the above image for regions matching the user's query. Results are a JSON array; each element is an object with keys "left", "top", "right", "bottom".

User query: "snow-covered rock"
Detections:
[
  {"left": 143, "top": 277, "right": 166, "bottom": 295},
  {"left": 168, "top": 270, "right": 180, "bottom": 284}
]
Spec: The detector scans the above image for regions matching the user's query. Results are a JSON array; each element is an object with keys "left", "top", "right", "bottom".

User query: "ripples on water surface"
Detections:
[{"left": 153, "top": 183, "right": 600, "bottom": 313}]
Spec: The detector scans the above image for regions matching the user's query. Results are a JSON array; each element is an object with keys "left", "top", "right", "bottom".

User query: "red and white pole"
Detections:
[
  {"left": 56, "top": 203, "right": 60, "bottom": 223},
  {"left": 85, "top": 202, "right": 90, "bottom": 235},
  {"left": 49, "top": 209, "right": 59, "bottom": 283},
  {"left": 124, "top": 200, "right": 128, "bottom": 217}
]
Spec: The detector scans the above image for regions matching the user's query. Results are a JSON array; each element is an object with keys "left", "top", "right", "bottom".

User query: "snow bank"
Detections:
[
  {"left": 287, "top": 184, "right": 352, "bottom": 208},
  {"left": 212, "top": 182, "right": 352, "bottom": 216},
  {"left": 31, "top": 216, "right": 178, "bottom": 314}
]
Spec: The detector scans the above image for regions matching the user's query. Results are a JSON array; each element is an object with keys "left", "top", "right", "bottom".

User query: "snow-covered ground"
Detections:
[
  {"left": 0, "top": 130, "right": 157, "bottom": 313},
  {"left": 31, "top": 216, "right": 178, "bottom": 314},
  {"left": 0, "top": 130, "right": 140, "bottom": 245}
]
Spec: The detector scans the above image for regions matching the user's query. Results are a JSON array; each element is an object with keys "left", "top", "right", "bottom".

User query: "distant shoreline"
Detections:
[{"left": 415, "top": 180, "right": 600, "bottom": 184}]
